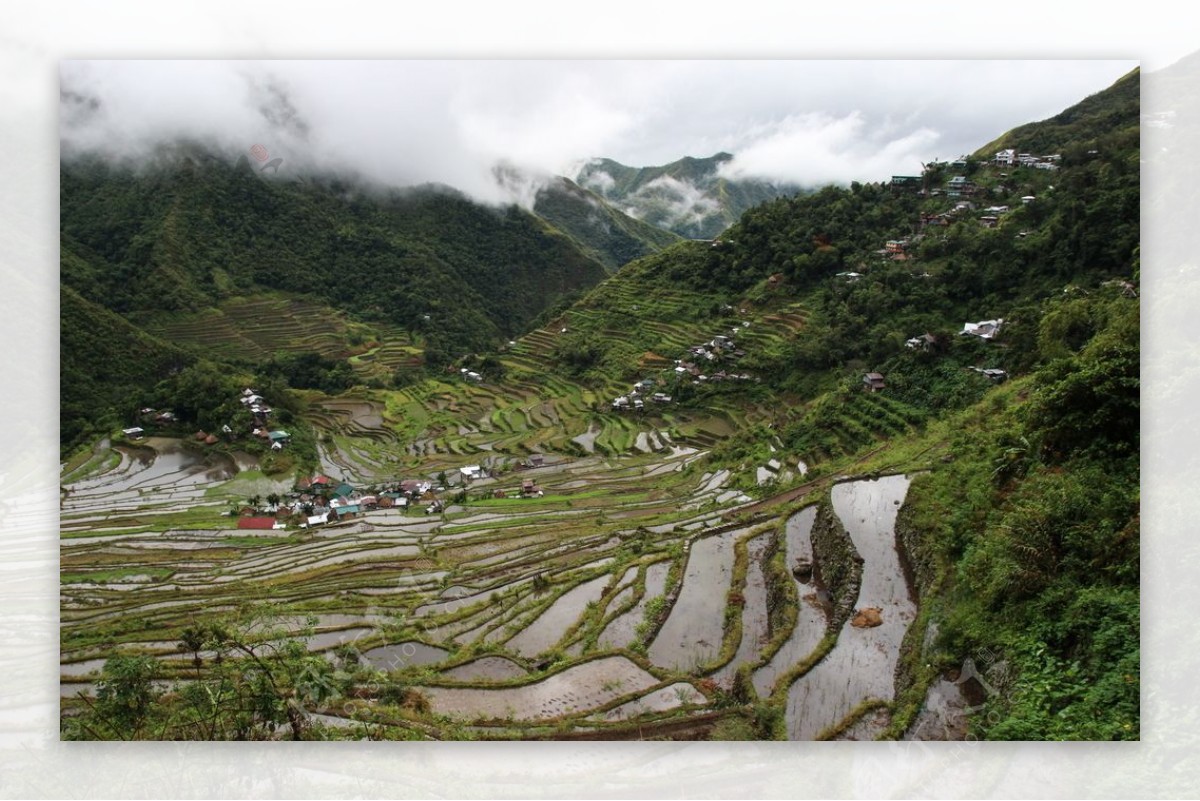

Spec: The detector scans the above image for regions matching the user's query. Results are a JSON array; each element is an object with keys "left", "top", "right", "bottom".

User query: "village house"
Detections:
[
  {"left": 862, "top": 372, "right": 887, "bottom": 392},
  {"left": 946, "top": 176, "right": 976, "bottom": 197},
  {"left": 905, "top": 333, "right": 938, "bottom": 350},
  {"left": 961, "top": 319, "right": 1004, "bottom": 339},
  {"left": 400, "top": 479, "right": 431, "bottom": 497},
  {"left": 303, "top": 511, "right": 329, "bottom": 528},
  {"left": 238, "top": 516, "right": 282, "bottom": 531}
]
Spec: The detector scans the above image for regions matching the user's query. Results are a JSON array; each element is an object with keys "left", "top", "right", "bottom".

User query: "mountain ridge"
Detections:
[{"left": 576, "top": 151, "right": 800, "bottom": 239}]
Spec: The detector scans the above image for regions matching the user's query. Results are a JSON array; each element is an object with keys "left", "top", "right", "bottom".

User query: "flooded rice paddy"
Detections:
[
  {"left": 62, "top": 386, "right": 932, "bottom": 738},
  {"left": 785, "top": 475, "right": 914, "bottom": 740}
]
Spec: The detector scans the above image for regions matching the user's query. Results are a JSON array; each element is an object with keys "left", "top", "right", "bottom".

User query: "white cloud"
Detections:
[
  {"left": 58, "top": 60, "right": 1137, "bottom": 203},
  {"left": 578, "top": 167, "right": 616, "bottom": 195},
  {"left": 631, "top": 174, "right": 722, "bottom": 228},
  {"left": 717, "top": 112, "right": 942, "bottom": 185}
]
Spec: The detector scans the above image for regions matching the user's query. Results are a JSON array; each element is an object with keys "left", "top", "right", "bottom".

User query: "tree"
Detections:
[{"left": 64, "top": 654, "right": 162, "bottom": 740}]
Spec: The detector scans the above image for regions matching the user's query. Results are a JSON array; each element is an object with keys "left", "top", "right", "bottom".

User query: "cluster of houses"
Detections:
[
  {"left": 236, "top": 474, "right": 449, "bottom": 531},
  {"left": 864, "top": 318, "right": 1006, "bottom": 392},
  {"left": 122, "top": 408, "right": 179, "bottom": 440},
  {"left": 123, "top": 388, "right": 292, "bottom": 450},
  {"left": 238, "top": 388, "right": 291, "bottom": 450},
  {"left": 674, "top": 331, "right": 754, "bottom": 385},
  {"left": 993, "top": 149, "right": 1060, "bottom": 170},
  {"left": 612, "top": 378, "right": 672, "bottom": 412},
  {"left": 235, "top": 453, "right": 557, "bottom": 531},
  {"left": 609, "top": 329, "right": 757, "bottom": 411}
]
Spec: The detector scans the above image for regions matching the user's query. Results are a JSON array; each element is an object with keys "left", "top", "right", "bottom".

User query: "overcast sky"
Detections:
[{"left": 60, "top": 60, "right": 1136, "bottom": 204}]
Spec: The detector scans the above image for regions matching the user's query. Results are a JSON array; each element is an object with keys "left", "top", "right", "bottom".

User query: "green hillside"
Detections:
[
  {"left": 60, "top": 150, "right": 610, "bottom": 350},
  {"left": 60, "top": 280, "right": 193, "bottom": 452},
  {"left": 59, "top": 149, "right": 620, "bottom": 453},
  {"left": 976, "top": 67, "right": 1139, "bottom": 157},
  {"left": 532, "top": 176, "right": 682, "bottom": 271}
]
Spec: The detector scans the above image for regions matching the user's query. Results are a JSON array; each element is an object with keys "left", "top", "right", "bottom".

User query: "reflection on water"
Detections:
[
  {"left": 648, "top": 528, "right": 743, "bottom": 671},
  {"left": 786, "top": 475, "right": 914, "bottom": 740}
]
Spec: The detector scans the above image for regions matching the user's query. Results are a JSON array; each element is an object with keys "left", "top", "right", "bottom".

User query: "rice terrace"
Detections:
[{"left": 59, "top": 61, "right": 1139, "bottom": 741}]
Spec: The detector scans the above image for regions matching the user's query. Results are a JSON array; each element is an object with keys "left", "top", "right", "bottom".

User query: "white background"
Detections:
[{"left": 0, "top": 2, "right": 1192, "bottom": 797}]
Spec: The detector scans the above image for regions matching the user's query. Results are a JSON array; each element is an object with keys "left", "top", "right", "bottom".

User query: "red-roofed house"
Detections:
[{"left": 237, "top": 517, "right": 278, "bottom": 530}]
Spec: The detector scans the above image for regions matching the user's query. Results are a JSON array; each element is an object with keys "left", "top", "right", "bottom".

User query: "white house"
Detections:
[{"left": 961, "top": 319, "right": 1004, "bottom": 339}]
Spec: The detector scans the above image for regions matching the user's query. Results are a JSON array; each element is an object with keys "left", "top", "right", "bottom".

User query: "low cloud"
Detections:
[
  {"left": 717, "top": 112, "right": 941, "bottom": 185},
  {"left": 630, "top": 174, "right": 722, "bottom": 228},
  {"left": 59, "top": 60, "right": 1136, "bottom": 205},
  {"left": 579, "top": 167, "right": 616, "bottom": 195}
]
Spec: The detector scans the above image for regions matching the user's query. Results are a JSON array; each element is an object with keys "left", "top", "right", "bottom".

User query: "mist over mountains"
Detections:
[{"left": 576, "top": 152, "right": 799, "bottom": 239}]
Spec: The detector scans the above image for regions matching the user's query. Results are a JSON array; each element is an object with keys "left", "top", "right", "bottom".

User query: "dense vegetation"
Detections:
[
  {"left": 60, "top": 282, "right": 192, "bottom": 451},
  {"left": 532, "top": 176, "right": 682, "bottom": 270},
  {"left": 59, "top": 149, "right": 673, "bottom": 455},
  {"left": 898, "top": 286, "right": 1138, "bottom": 739}
]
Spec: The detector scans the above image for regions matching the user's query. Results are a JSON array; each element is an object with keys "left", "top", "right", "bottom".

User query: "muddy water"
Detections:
[
  {"left": 753, "top": 506, "right": 827, "bottom": 696},
  {"left": 648, "top": 528, "right": 742, "bottom": 671},
  {"left": 713, "top": 532, "right": 771, "bottom": 683},
  {"left": 60, "top": 658, "right": 109, "bottom": 678},
  {"left": 698, "top": 470, "right": 731, "bottom": 495},
  {"left": 506, "top": 575, "right": 609, "bottom": 657},
  {"left": 360, "top": 641, "right": 449, "bottom": 672},
  {"left": 315, "top": 441, "right": 354, "bottom": 483},
  {"left": 571, "top": 424, "right": 600, "bottom": 454},
  {"left": 414, "top": 577, "right": 531, "bottom": 618},
  {"left": 441, "top": 655, "right": 529, "bottom": 682},
  {"left": 600, "top": 682, "right": 705, "bottom": 721},
  {"left": 595, "top": 561, "right": 670, "bottom": 651},
  {"left": 303, "top": 626, "right": 376, "bottom": 651},
  {"left": 419, "top": 655, "right": 660, "bottom": 721},
  {"left": 63, "top": 438, "right": 242, "bottom": 507},
  {"left": 785, "top": 474, "right": 914, "bottom": 739}
]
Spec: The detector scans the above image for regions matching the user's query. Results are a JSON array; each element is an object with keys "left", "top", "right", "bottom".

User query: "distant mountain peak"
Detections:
[{"left": 575, "top": 152, "right": 799, "bottom": 239}]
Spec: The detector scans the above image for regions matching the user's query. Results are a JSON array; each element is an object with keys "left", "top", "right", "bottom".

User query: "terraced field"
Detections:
[
  {"left": 61, "top": 283, "right": 944, "bottom": 740},
  {"left": 142, "top": 294, "right": 420, "bottom": 381}
]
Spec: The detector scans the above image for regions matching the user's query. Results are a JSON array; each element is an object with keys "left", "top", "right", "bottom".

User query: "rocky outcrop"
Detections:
[{"left": 809, "top": 500, "right": 863, "bottom": 633}]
